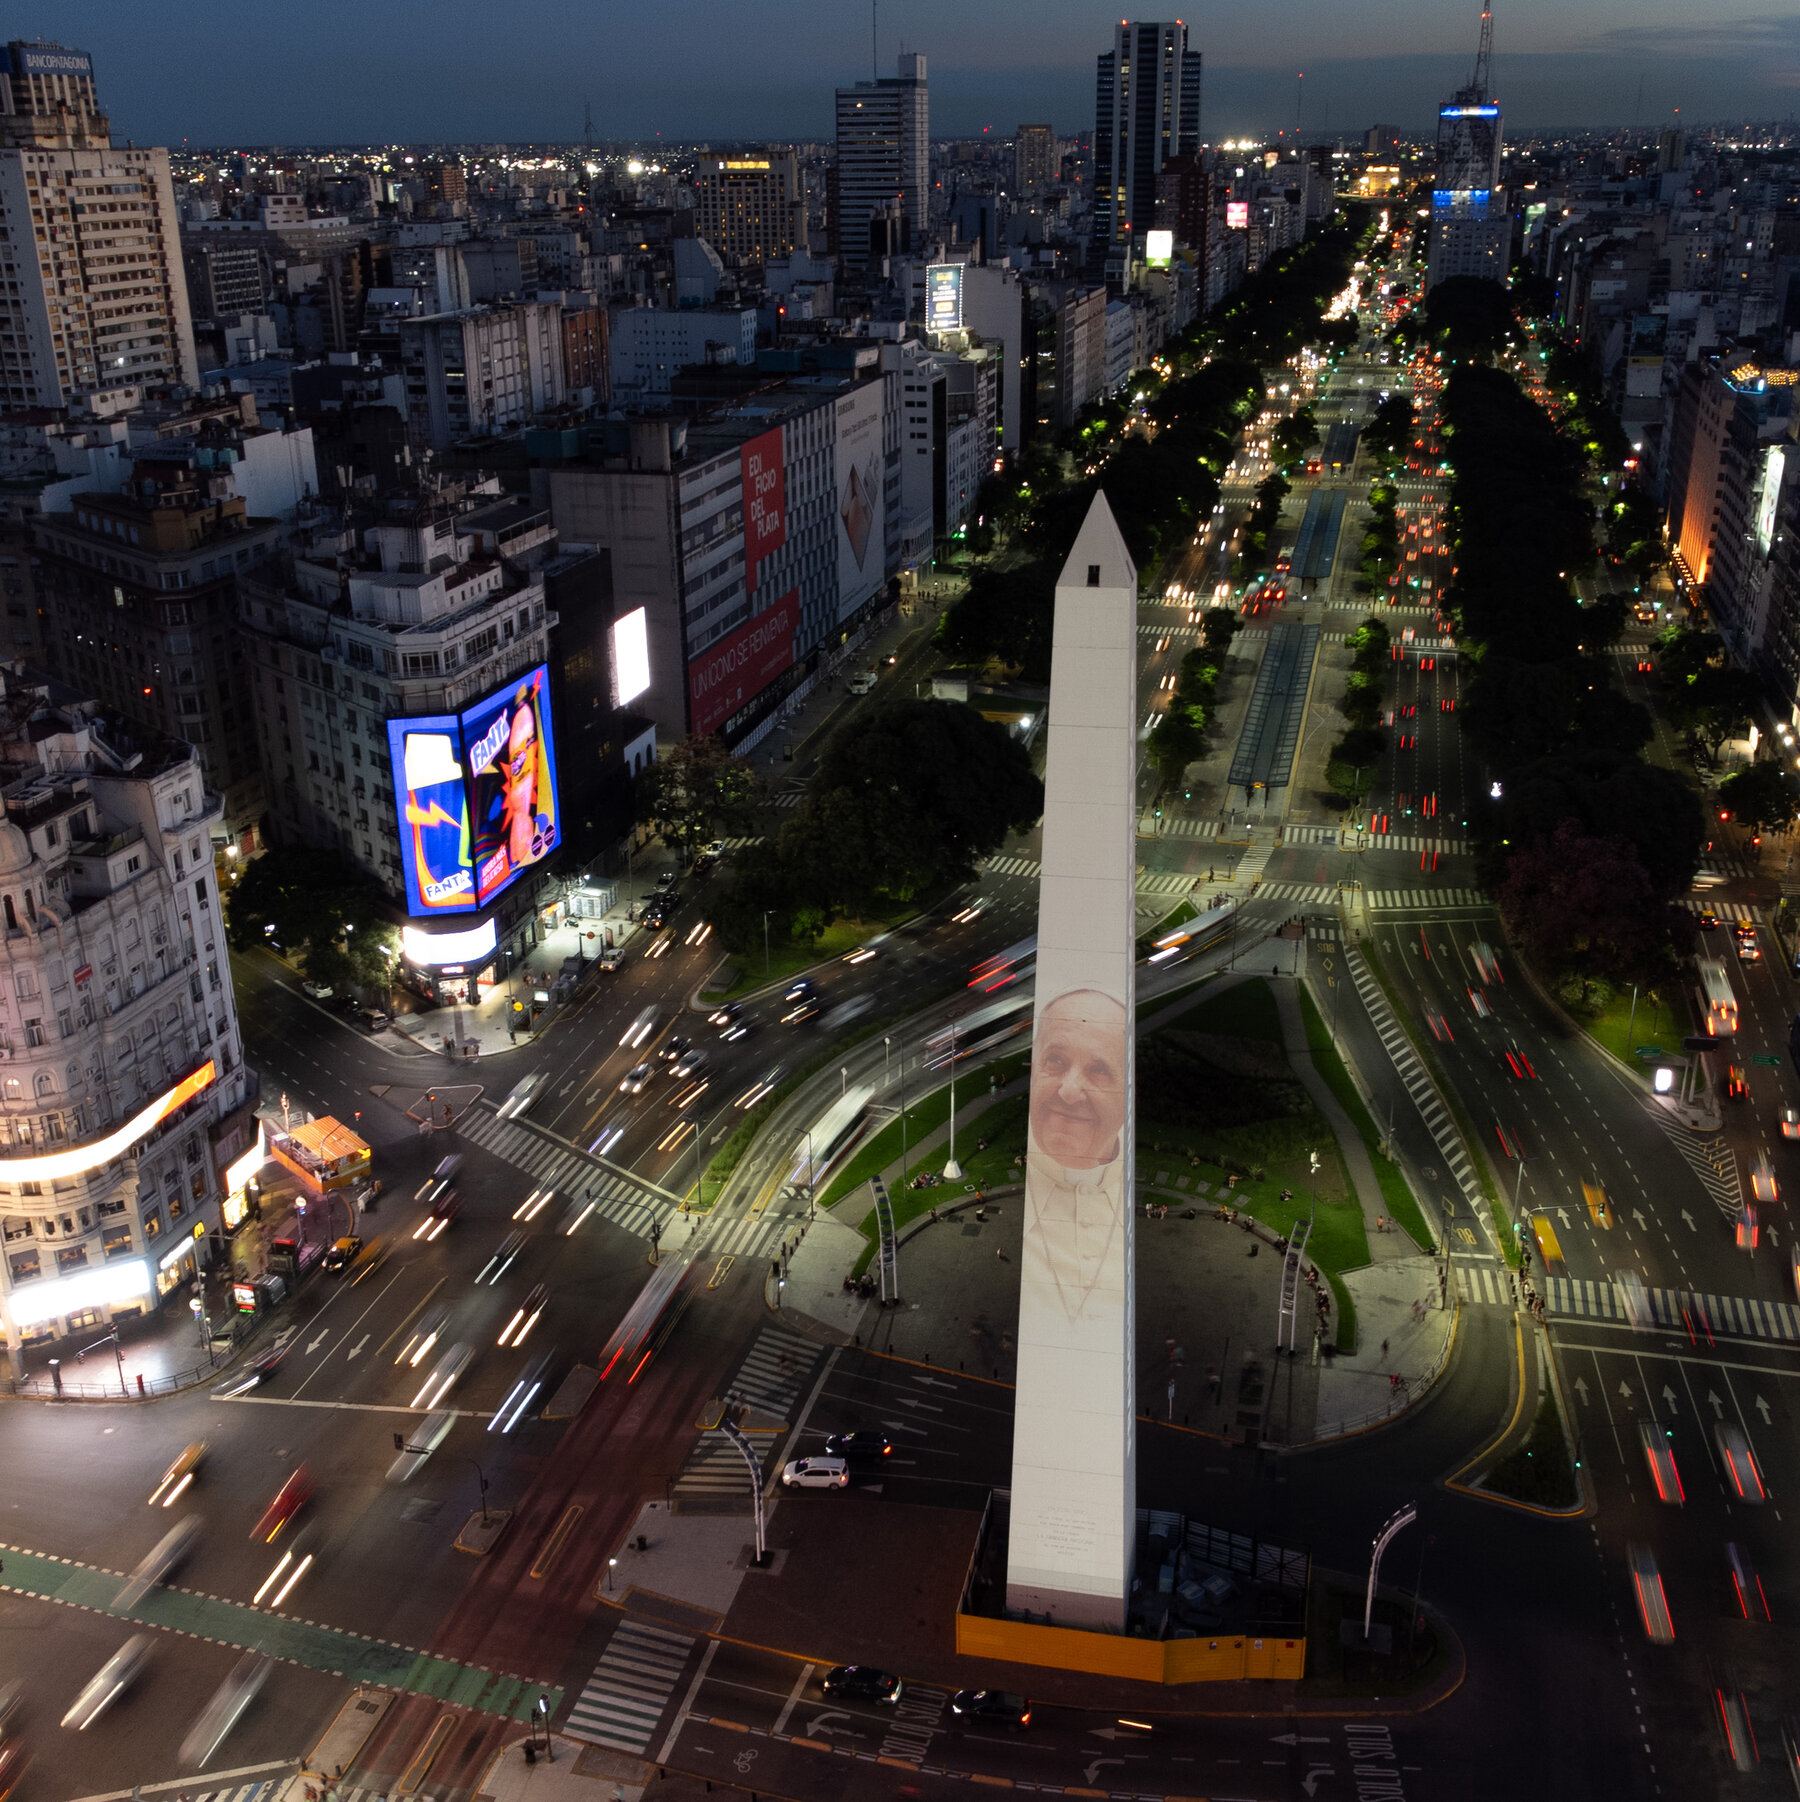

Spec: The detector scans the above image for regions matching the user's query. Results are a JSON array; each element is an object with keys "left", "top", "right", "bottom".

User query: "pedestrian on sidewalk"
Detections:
[{"left": 1380, "top": 1337, "right": 1389, "bottom": 1359}]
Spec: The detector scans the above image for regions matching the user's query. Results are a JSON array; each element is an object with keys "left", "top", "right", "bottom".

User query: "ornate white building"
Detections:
[{"left": 0, "top": 675, "right": 253, "bottom": 1374}]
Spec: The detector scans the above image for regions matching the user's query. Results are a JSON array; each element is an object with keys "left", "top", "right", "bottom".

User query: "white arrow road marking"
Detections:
[
  {"left": 1619, "top": 1380, "right": 1634, "bottom": 1399},
  {"left": 305, "top": 1331, "right": 329, "bottom": 1355},
  {"left": 1302, "top": 1770, "right": 1335, "bottom": 1797},
  {"left": 1554, "top": 1206, "right": 1571, "bottom": 1228},
  {"left": 345, "top": 1335, "right": 368, "bottom": 1361},
  {"left": 1270, "top": 1733, "right": 1331, "bottom": 1744},
  {"left": 1755, "top": 1395, "right": 1773, "bottom": 1425},
  {"left": 804, "top": 1710, "right": 865, "bottom": 1739},
  {"left": 1662, "top": 1384, "right": 1679, "bottom": 1412},
  {"left": 1706, "top": 1390, "right": 1725, "bottom": 1419},
  {"left": 1085, "top": 1759, "right": 1126, "bottom": 1784},
  {"left": 1632, "top": 1208, "right": 1648, "bottom": 1229},
  {"left": 1573, "top": 1377, "right": 1589, "bottom": 1405},
  {"left": 1681, "top": 1209, "right": 1697, "bottom": 1232}
]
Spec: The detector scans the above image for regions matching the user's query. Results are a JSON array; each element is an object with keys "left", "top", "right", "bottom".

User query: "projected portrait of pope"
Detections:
[{"left": 1021, "top": 987, "right": 1129, "bottom": 1336}]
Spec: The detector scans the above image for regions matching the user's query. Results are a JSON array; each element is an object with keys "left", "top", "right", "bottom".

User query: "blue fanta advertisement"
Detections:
[
  {"left": 462, "top": 665, "right": 559, "bottom": 907},
  {"left": 386, "top": 665, "right": 560, "bottom": 918}
]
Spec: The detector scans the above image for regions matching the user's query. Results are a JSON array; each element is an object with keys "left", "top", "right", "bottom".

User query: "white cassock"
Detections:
[{"left": 1019, "top": 1124, "right": 1126, "bottom": 1354}]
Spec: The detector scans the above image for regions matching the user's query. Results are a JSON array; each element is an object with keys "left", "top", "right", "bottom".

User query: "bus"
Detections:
[
  {"left": 1147, "top": 898, "right": 1238, "bottom": 966},
  {"left": 792, "top": 1082, "right": 875, "bottom": 1191},
  {"left": 969, "top": 937, "right": 1037, "bottom": 994},
  {"left": 1698, "top": 958, "right": 1739, "bottom": 1037},
  {"left": 923, "top": 994, "right": 1033, "bottom": 1071},
  {"left": 599, "top": 1258, "right": 701, "bottom": 1383}
]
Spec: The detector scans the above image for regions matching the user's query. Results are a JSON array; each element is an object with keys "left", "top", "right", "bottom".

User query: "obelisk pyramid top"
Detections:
[{"left": 1056, "top": 489, "right": 1137, "bottom": 598}]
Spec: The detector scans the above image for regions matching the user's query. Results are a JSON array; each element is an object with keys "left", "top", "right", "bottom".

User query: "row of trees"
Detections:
[
  {"left": 711, "top": 699, "right": 1044, "bottom": 952},
  {"left": 1146, "top": 608, "right": 1241, "bottom": 795},
  {"left": 1326, "top": 617, "right": 1392, "bottom": 802},
  {"left": 938, "top": 206, "right": 1372, "bottom": 680},
  {"left": 225, "top": 847, "right": 400, "bottom": 996},
  {"left": 1438, "top": 360, "right": 1704, "bottom": 985}
]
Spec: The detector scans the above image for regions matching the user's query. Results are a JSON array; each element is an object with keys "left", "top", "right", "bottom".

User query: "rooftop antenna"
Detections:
[
  {"left": 1296, "top": 71, "right": 1303, "bottom": 141},
  {"left": 1469, "top": 4, "right": 1493, "bottom": 101},
  {"left": 583, "top": 98, "right": 594, "bottom": 152},
  {"left": 872, "top": 0, "right": 878, "bottom": 80}
]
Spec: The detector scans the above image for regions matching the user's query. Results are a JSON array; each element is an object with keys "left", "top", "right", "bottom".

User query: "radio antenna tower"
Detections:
[
  {"left": 583, "top": 98, "right": 595, "bottom": 152},
  {"left": 1468, "top": 4, "right": 1494, "bottom": 100}
]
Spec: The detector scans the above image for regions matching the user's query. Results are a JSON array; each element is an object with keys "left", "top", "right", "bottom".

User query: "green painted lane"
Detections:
[{"left": 0, "top": 1541, "right": 559, "bottom": 1724}]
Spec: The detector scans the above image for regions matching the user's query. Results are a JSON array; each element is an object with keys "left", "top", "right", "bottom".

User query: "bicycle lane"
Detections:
[{"left": 0, "top": 1538, "right": 557, "bottom": 1723}]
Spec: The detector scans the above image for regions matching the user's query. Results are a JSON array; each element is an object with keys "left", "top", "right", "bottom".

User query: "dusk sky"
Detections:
[{"left": 45, "top": 0, "right": 1800, "bottom": 146}]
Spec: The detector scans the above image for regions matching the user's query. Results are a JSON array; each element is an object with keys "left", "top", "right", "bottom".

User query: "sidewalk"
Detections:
[{"left": 387, "top": 908, "right": 646, "bottom": 1062}]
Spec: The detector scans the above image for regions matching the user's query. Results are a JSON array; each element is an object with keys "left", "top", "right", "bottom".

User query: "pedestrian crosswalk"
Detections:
[
  {"left": 1344, "top": 944, "right": 1480, "bottom": 1223},
  {"left": 668, "top": 1323, "right": 821, "bottom": 1509},
  {"left": 1282, "top": 824, "right": 1470, "bottom": 854},
  {"left": 980, "top": 855, "right": 1200, "bottom": 898},
  {"left": 1453, "top": 1263, "right": 1800, "bottom": 1343},
  {"left": 458, "top": 1107, "right": 679, "bottom": 1244},
  {"left": 1365, "top": 887, "right": 1488, "bottom": 911},
  {"left": 1678, "top": 896, "right": 1759, "bottom": 924},
  {"left": 726, "top": 1322, "right": 822, "bottom": 1418},
  {"left": 704, "top": 1210, "right": 793, "bottom": 1261},
  {"left": 565, "top": 1619, "right": 695, "bottom": 1754},
  {"left": 1655, "top": 1122, "right": 1743, "bottom": 1219},
  {"left": 178, "top": 1783, "right": 283, "bottom": 1802},
  {"left": 1544, "top": 1275, "right": 1800, "bottom": 1343}
]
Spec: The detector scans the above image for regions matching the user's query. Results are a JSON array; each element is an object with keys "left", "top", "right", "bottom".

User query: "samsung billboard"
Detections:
[{"left": 387, "top": 664, "right": 561, "bottom": 917}]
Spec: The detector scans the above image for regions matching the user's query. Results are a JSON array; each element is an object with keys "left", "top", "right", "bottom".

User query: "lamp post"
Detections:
[
  {"left": 762, "top": 911, "right": 773, "bottom": 980},
  {"left": 942, "top": 1017, "right": 962, "bottom": 1181}
]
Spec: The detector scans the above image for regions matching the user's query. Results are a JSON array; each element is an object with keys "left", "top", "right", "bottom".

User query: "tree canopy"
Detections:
[
  {"left": 635, "top": 735, "right": 764, "bottom": 852},
  {"left": 225, "top": 846, "right": 399, "bottom": 993}
]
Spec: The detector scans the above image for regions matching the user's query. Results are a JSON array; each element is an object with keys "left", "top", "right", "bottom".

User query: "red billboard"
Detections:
[
  {"left": 741, "top": 426, "right": 787, "bottom": 594},
  {"left": 688, "top": 590, "right": 799, "bottom": 737}
]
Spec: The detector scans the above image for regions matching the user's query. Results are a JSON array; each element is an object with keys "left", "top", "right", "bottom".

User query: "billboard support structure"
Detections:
[
  {"left": 1004, "top": 493, "right": 1139, "bottom": 1632},
  {"left": 871, "top": 1174, "right": 899, "bottom": 1302}
]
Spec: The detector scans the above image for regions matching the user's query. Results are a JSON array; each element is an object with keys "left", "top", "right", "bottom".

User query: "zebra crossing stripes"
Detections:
[
  {"left": 565, "top": 1620, "right": 695, "bottom": 1753},
  {"left": 1455, "top": 1262, "right": 1515, "bottom": 1306},
  {"left": 726, "top": 1323, "right": 822, "bottom": 1418},
  {"left": 982, "top": 856, "right": 1206, "bottom": 900},
  {"left": 1655, "top": 1123, "right": 1742, "bottom": 1219},
  {"left": 1343, "top": 944, "right": 1482, "bottom": 1218},
  {"left": 1140, "top": 817, "right": 1223, "bottom": 840},
  {"left": 458, "top": 1107, "right": 675, "bottom": 1242},
  {"left": 707, "top": 1210, "right": 789, "bottom": 1260},
  {"left": 176, "top": 1783, "right": 283, "bottom": 1802},
  {"left": 772, "top": 790, "right": 803, "bottom": 810},
  {"left": 1679, "top": 897, "right": 1758, "bottom": 923},
  {"left": 982, "top": 854, "right": 1041, "bottom": 879},
  {"left": 1281, "top": 824, "right": 1471, "bottom": 854},
  {"left": 1543, "top": 1276, "right": 1800, "bottom": 1344},
  {"left": 671, "top": 1427, "right": 783, "bottom": 1507},
  {"left": 1366, "top": 887, "right": 1488, "bottom": 911}
]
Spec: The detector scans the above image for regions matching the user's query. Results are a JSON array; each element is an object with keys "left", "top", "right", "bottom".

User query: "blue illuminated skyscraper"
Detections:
[{"left": 1426, "top": 7, "right": 1510, "bottom": 290}]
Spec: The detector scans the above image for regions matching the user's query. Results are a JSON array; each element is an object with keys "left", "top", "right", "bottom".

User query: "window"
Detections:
[{"left": 23, "top": 1019, "right": 42, "bottom": 1048}]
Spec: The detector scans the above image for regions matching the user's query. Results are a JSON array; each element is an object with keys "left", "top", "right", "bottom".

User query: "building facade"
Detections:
[
  {"left": 1093, "top": 22, "right": 1203, "bottom": 253},
  {"left": 1014, "top": 125, "right": 1057, "bottom": 198},
  {"left": 399, "top": 302, "right": 566, "bottom": 452},
  {"left": 31, "top": 470, "right": 281, "bottom": 846},
  {"left": 1427, "top": 98, "right": 1509, "bottom": 289},
  {"left": 695, "top": 152, "right": 801, "bottom": 270},
  {"left": 835, "top": 53, "right": 930, "bottom": 273},
  {"left": 0, "top": 677, "right": 254, "bottom": 1374},
  {"left": 0, "top": 38, "right": 197, "bottom": 409}
]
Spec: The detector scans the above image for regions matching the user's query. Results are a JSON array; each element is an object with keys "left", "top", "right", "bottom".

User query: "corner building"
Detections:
[{"left": 0, "top": 677, "right": 252, "bottom": 1373}]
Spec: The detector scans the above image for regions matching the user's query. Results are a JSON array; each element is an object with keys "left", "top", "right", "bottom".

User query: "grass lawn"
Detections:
[
  {"left": 1483, "top": 1392, "right": 1577, "bottom": 1508},
  {"left": 1576, "top": 981, "right": 1682, "bottom": 1069},
  {"left": 1158, "top": 973, "right": 1284, "bottom": 1042},
  {"left": 703, "top": 913, "right": 902, "bottom": 1001},
  {"left": 1297, "top": 984, "right": 1434, "bottom": 1251}
]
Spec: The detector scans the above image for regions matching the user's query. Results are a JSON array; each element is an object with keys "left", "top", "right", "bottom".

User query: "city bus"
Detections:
[
  {"left": 1698, "top": 958, "right": 1739, "bottom": 1037},
  {"left": 1147, "top": 898, "right": 1238, "bottom": 967},
  {"left": 792, "top": 1083, "right": 876, "bottom": 1191},
  {"left": 969, "top": 937, "right": 1037, "bottom": 994},
  {"left": 599, "top": 1258, "right": 701, "bottom": 1383},
  {"left": 923, "top": 994, "right": 1033, "bottom": 1071}
]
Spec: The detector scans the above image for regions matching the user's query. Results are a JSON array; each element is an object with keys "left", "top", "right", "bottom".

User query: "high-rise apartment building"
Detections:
[
  {"left": 1014, "top": 125, "right": 1057, "bottom": 196},
  {"left": 0, "top": 674, "right": 256, "bottom": 1370},
  {"left": 1426, "top": 9, "right": 1509, "bottom": 290},
  {"left": 695, "top": 151, "right": 801, "bottom": 270},
  {"left": 835, "top": 53, "right": 930, "bottom": 273},
  {"left": 1093, "top": 22, "right": 1203, "bottom": 252},
  {"left": 0, "top": 42, "right": 197, "bottom": 407}
]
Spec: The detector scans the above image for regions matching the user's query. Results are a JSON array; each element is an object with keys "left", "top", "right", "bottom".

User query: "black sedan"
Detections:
[
  {"left": 951, "top": 1689, "right": 1031, "bottom": 1729},
  {"left": 213, "top": 1344, "right": 287, "bottom": 1399},
  {"left": 821, "top": 1665, "right": 904, "bottom": 1704},
  {"left": 825, "top": 1431, "right": 894, "bottom": 1461}
]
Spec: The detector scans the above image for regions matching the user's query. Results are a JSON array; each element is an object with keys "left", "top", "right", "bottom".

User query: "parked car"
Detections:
[
  {"left": 355, "top": 1006, "right": 389, "bottom": 1032},
  {"left": 824, "top": 1431, "right": 893, "bottom": 1460}
]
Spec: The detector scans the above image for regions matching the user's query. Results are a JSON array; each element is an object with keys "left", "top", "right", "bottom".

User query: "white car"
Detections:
[
  {"left": 1752, "top": 1155, "right": 1779, "bottom": 1205},
  {"left": 780, "top": 1456, "right": 849, "bottom": 1490},
  {"left": 1779, "top": 1107, "right": 1800, "bottom": 1142},
  {"left": 301, "top": 979, "right": 333, "bottom": 1000},
  {"left": 619, "top": 1062, "right": 654, "bottom": 1095}
]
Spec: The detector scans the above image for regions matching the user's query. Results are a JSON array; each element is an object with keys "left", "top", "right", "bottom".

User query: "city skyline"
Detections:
[{"left": 38, "top": 0, "right": 1800, "bottom": 148}]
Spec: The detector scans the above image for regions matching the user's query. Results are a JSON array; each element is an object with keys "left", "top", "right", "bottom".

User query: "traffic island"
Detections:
[{"left": 454, "top": 1508, "right": 514, "bottom": 1556}]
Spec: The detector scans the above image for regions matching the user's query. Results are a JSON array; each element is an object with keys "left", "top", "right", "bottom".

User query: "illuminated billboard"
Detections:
[
  {"left": 742, "top": 426, "right": 787, "bottom": 594},
  {"left": 1226, "top": 201, "right": 1249, "bottom": 229},
  {"left": 1144, "top": 229, "right": 1173, "bottom": 267},
  {"left": 611, "top": 607, "right": 651, "bottom": 706},
  {"left": 926, "top": 263, "right": 964, "bottom": 333},
  {"left": 402, "top": 917, "right": 500, "bottom": 968},
  {"left": 388, "top": 664, "right": 561, "bottom": 917},
  {"left": 0, "top": 1061, "right": 215, "bottom": 1186},
  {"left": 688, "top": 591, "right": 798, "bottom": 737}
]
